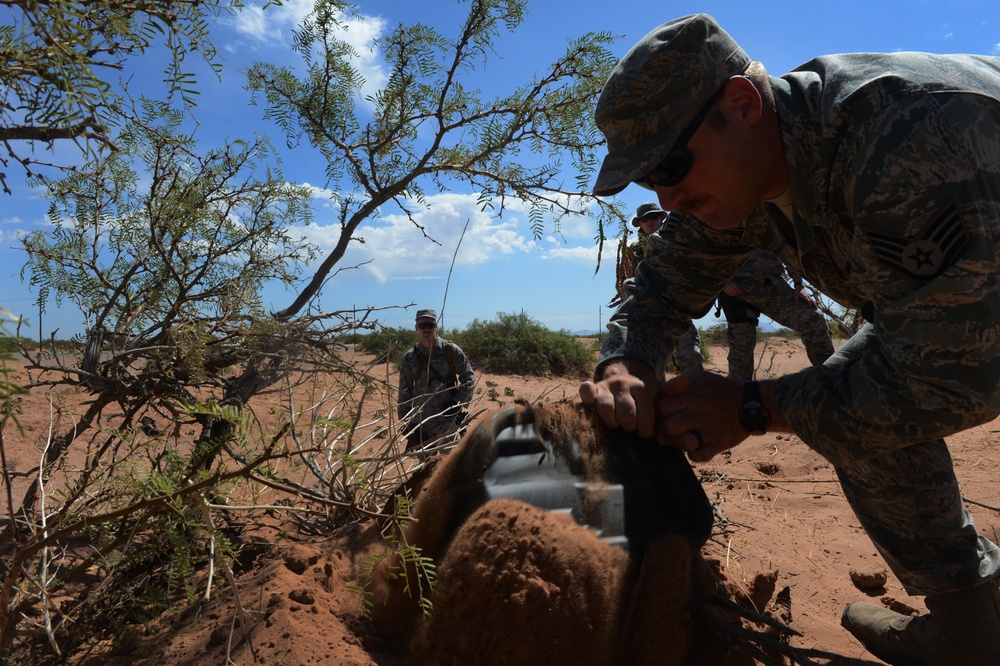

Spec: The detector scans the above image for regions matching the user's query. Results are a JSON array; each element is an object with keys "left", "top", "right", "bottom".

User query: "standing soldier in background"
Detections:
[
  {"left": 718, "top": 248, "right": 834, "bottom": 380},
  {"left": 397, "top": 309, "right": 475, "bottom": 452},
  {"left": 614, "top": 202, "right": 704, "bottom": 375}
]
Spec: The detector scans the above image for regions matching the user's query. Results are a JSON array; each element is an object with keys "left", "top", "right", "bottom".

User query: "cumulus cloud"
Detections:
[
  {"left": 541, "top": 244, "right": 600, "bottom": 262},
  {"left": 0, "top": 229, "right": 26, "bottom": 243},
  {"left": 229, "top": 0, "right": 387, "bottom": 99},
  {"left": 231, "top": 0, "right": 314, "bottom": 44},
  {"left": 293, "top": 191, "right": 601, "bottom": 284}
]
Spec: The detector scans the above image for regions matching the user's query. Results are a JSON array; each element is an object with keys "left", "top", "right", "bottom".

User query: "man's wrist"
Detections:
[
  {"left": 596, "top": 358, "right": 655, "bottom": 381},
  {"left": 738, "top": 380, "right": 771, "bottom": 435}
]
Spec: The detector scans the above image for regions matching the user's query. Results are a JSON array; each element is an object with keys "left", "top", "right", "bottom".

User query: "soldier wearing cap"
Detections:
[
  {"left": 615, "top": 202, "right": 705, "bottom": 375},
  {"left": 580, "top": 14, "right": 1000, "bottom": 664},
  {"left": 397, "top": 309, "right": 475, "bottom": 451}
]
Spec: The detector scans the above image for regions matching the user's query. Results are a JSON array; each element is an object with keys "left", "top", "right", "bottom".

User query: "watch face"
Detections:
[
  {"left": 739, "top": 401, "right": 770, "bottom": 436},
  {"left": 740, "top": 381, "right": 770, "bottom": 435}
]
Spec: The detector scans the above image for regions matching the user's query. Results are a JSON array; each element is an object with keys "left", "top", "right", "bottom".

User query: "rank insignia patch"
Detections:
[{"left": 866, "top": 204, "right": 968, "bottom": 281}]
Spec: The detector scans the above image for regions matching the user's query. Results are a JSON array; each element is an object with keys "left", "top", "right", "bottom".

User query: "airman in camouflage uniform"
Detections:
[
  {"left": 580, "top": 14, "right": 1000, "bottom": 665},
  {"left": 719, "top": 248, "right": 834, "bottom": 380},
  {"left": 397, "top": 309, "right": 475, "bottom": 451},
  {"left": 616, "top": 203, "right": 705, "bottom": 375}
]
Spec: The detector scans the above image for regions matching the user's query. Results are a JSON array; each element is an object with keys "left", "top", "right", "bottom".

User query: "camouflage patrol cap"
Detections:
[
  {"left": 415, "top": 308, "right": 437, "bottom": 322},
  {"left": 631, "top": 201, "right": 667, "bottom": 227},
  {"left": 593, "top": 14, "right": 751, "bottom": 197}
]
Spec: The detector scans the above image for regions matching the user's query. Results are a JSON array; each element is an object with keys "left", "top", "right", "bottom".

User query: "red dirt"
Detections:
[{"left": 4, "top": 337, "right": 1000, "bottom": 664}]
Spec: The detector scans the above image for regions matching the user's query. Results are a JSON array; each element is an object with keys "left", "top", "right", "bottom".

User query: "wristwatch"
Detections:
[{"left": 738, "top": 380, "right": 771, "bottom": 436}]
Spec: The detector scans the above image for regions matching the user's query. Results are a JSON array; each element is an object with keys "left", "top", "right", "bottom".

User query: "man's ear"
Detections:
[{"left": 722, "top": 75, "right": 763, "bottom": 124}]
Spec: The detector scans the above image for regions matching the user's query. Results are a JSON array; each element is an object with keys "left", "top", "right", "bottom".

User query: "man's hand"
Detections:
[
  {"left": 653, "top": 371, "right": 749, "bottom": 461},
  {"left": 794, "top": 285, "right": 818, "bottom": 308},
  {"left": 789, "top": 271, "right": 817, "bottom": 308},
  {"left": 580, "top": 362, "right": 749, "bottom": 460},
  {"left": 579, "top": 361, "right": 661, "bottom": 438}
]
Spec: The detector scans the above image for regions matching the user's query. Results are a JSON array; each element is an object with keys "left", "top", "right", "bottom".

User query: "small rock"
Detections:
[
  {"left": 883, "top": 596, "right": 920, "bottom": 616},
  {"left": 850, "top": 569, "right": 888, "bottom": 589},
  {"left": 283, "top": 545, "right": 320, "bottom": 574},
  {"left": 289, "top": 588, "right": 315, "bottom": 605}
]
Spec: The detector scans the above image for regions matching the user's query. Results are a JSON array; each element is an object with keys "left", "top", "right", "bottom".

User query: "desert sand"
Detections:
[{"left": 3, "top": 336, "right": 1000, "bottom": 664}]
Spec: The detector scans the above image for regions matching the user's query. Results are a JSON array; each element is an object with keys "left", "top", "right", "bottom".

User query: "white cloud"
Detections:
[
  {"left": 231, "top": 0, "right": 313, "bottom": 44},
  {"left": 0, "top": 229, "right": 27, "bottom": 243},
  {"left": 541, "top": 245, "right": 599, "bottom": 262},
  {"left": 293, "top": 191, "right": 605, "bottom": 284},
  {"left": 229, "top": 1, "right": 388, "bottom": 98},
  {"left": 0, "top": 216, "right": 23, "bottom": 225}
]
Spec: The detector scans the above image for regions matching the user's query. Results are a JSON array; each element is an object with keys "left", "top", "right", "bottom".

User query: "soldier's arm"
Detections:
[
  {"left": 454, "top": 347, "right": 475, "bottom": 405},
  {"left": 600, "top": 218, "right": 752, "bottom": 375},
  {"left": 586, "top": 221, "right": 754, "bottom": 435},
  {"left": 397, "top": 361, "right": 414, "bottom": 420},
  {"left": 774, "top": 93, "right": 1000, "bottom": 466}
]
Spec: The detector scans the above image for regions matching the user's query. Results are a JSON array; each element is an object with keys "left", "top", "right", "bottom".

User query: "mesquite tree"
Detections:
[
  {"left": 2, "top": 3, "right": 625, "bottom": 657},
  {"left": 247, "top": 0, "right": 624, "bottom": 321},
  {"left": 0, "top": 0, "right": 234, "bottom": 194},
  {"left": 18, "top": 100, "right": 322, "bottom": 503}
]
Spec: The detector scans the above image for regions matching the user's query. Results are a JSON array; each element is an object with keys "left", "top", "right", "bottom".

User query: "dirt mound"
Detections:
[
  {"left": 17, "top": 343, "right": 980, "bottom": 664},
  {"left": 89, "top": 399, "right": 883, "bottom": 666},
  {"left": 367, "top": 401, "right": 783, "bottom": 665}
]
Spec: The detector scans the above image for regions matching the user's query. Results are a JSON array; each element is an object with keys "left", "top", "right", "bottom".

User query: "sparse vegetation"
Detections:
[
  {"left": 0, "top": 0, "right": 631, "bottom": 661},
  {"left": 356, "top": 327, "right": 420, "bottom": 365},
  {"left": 454, "top": 312, "right": 594, "bottom": 378},
  {"left": 357, "top": 314, "right": 597, "bottom": 380}
]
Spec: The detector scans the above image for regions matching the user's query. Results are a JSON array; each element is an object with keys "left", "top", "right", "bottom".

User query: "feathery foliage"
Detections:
[
  {"left": 247, "top": 0, "right": 627, "bottom": 321},
  {"left": 0, "top": 0, "right": 236, "bottom": 193}
]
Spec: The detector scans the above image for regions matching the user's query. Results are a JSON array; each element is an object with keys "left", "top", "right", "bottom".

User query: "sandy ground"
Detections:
[{"left": 3, "top": 336, "right": 1000, "bottom": 664}]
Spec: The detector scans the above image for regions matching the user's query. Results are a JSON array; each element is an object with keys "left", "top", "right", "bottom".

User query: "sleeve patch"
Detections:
[{"left": 866, "top": 204, "right": 969, "bottom": 281}]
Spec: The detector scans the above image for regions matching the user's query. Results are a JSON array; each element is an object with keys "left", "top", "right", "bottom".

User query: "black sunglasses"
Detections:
[
  {"left": 637, "top": 87, "right": 725, "bottom": 190},
  {"left": 416, "top": 322, "right": 437, "bottom": 330}
]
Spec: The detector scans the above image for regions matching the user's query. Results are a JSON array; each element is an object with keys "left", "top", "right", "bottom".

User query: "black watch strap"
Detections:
[{"left": 739, "top": 380, "right": 771, "bottom": 436}]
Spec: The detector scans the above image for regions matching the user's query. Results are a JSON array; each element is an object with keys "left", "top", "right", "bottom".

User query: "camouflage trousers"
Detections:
[
  {"left": 720, "top": 278, "right": 835, "bottom": 381},
  {"left": 671, "top": 322, "right": 705, "bottom": 375},
  {"left": 828, "top": 326, "right": 1000, "bottom": 595},
  {"left": 404, "top": 411, "right": 464, "bottom": 452}
]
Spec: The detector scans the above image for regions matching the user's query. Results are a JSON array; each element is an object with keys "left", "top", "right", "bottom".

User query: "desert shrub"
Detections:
[
  {"left": 356, "top": 326, "right": 419, "bottom": 365},
  {"left": 453, "top": 312, "right": 593, "bottom": 377},
  {"left": 356, "top": 325, "right": 463, "bottom": 365},
  {"left": 761, "top": 327, "right": 799, "bottom": 340},
  {"left": 0, "top": 336, "right": 31, "bottom": 353},
  {"left": 699, "top": 322, "right": 729, "bottom": 346},
  {"left": 697, "top": 334, "right": 713, "bottom": 365}
]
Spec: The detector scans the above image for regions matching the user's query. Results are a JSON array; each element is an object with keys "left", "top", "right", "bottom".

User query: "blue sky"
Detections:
[{"left": 3, "top": 0, "right": 1000, "bottom": 339}]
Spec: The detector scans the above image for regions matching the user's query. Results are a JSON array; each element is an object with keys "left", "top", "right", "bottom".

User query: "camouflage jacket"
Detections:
[
  {"left": 603, "top": 52, "right": 1000, "bottom": 465},
  {"left": 730, "top": 248, "right": 787, "bottom": 285},
  {"left": 397, "top": 337, "right": 475, "bottom": 422}
]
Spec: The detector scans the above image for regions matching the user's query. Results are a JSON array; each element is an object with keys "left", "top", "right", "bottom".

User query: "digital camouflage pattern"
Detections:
[
  {"left": 671, "top": 322, "right": 704, "bottom": 375},
  {"left": 719, "top": 249, "right": 834, "bottom": 381},
  {"left": 617, "top": 212, "right": 705, "bottom": 375},
  {"left": 397, "top": 337, "right": 475, "bottom": 444},
  {"left": 599, "top": 49, "right": 1000, "bottom": 594}
]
